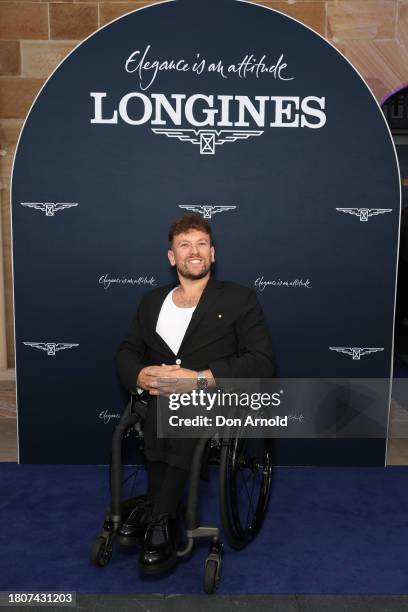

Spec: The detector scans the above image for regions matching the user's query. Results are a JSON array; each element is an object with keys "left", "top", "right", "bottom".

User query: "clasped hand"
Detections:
[{"left": 137, "top": 364, "right": 197, "bottom": 396}]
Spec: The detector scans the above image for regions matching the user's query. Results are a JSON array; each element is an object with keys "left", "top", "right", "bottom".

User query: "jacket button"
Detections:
[{"left": 175, "top": 358, "right": 181, "bottom": 365}]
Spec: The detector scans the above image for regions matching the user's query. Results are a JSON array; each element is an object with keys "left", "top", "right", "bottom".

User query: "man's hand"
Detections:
[
  {"left": 137, "top": 364, "right": 181, "bottom": 393},
  {"left": 138, "top": 365, "right": 215, "bottom": 396},
  {"left": 148, "top": 367, "right": 198, "bottom": 395}
]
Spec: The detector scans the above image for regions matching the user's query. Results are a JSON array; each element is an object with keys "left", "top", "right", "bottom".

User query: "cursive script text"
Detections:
[
  {"left": 99, "top": 409, "right": 121, "bottom": 424},
  {"left": 125, "top": 44, "right": 294, "bottom": 90},
  {"left": 255, "top": 277, "right": 312, "bottom": 292},
  {"left": 99, "top": 274, "right": 156, "bottom": 290}
]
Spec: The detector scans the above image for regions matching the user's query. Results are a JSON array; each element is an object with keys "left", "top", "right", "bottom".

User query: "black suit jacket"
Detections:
[{"left": 115, "top": 276, "right": 274, "bottom": 392}]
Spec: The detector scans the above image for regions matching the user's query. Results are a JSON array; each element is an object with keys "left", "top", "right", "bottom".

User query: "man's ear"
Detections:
[
  {"left": 210, "top": 246, "right": 215, "bottom": 263},
  {"left": 168, "top": 248, "right": 175, "bottom": 266}
]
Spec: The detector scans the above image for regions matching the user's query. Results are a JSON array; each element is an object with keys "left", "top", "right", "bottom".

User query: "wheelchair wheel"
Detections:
[
  {"left": 90, "top": 536, "right": 112, "bottom": 567},
  {"left": 204, "top": 560, "right": 218, "bottom": 594},
  {"left": 203, "top": 537, "right": 223, "bottom": 594},
  {"left": 219, "top": 435, "right": 273, "bottom": 549}
]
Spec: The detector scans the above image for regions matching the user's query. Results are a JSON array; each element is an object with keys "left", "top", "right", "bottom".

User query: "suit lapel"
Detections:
[
  {"left": 148, "top": 276, "right": 223, "bottom": 358},
  {"left": 148, "top": 281, "right": 178, "bottom": 356},
  {"left": 177, "top": 276, "right": 223, "bottom": 354}
]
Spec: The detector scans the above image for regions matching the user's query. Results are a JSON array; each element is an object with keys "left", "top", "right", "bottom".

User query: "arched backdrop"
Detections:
[{"left": 12, "top": 0, "right": 400, "bottom": 464}]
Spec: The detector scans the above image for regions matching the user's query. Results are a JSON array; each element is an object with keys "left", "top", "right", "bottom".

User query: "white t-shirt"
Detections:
[{"left": 155, "top": 287, "right": 196, "bottom": 355}]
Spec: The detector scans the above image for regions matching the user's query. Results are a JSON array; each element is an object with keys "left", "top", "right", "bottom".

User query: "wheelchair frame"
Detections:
[{"left": 91, "top": 393, "right": 273, "bottom": 594}]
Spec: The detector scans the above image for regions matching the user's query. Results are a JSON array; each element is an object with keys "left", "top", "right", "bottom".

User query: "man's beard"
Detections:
[{"left": 177, "top": 261, "right": 211, "bottom": 280}]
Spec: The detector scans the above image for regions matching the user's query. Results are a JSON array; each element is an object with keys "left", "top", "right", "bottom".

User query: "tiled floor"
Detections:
[
  {"left": 387, "top": 391, "right": 408, "bottom": 464},
  {"left": 0, "top": 368, "right": 16, "bottom": 418},
  {"left": 0, "top": 369, "right": 17, "bottom": 462},
  {"left": 57, "top": 594, "right": 408, "bottom": 611},
  {"left": 0, "top": 418, "right": 17, "bottom": 462},
  {"left": 387, "top": 438, "right": 408, "bottom": 464}
]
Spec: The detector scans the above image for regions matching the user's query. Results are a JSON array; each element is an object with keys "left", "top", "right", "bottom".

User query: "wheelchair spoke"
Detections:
[
  {"left": 244, "top": 473, "right": 257, "bottom": 532},
  {"left": 235, "top": 466, "right": 250, "bottom": 503},
  {"left": 234, "top": 441, "right": 263, "bottom": 532},
  {"left": 236, "top": 464, "right": 252, "bottom": 493},
  {"left": 122, "top": 465, "right": 141, "bottom": 486},
  {"left": 221, "top": 434, "right": 273, "bottom": 547},
  {"left": 238, "top": 467, "right": 256, "bottom": 531},
  {"left": 237, "top": 462, "right": 258, "bottom": 506},
  {"left": 254, "top": 465, "right": 263, "bottom": 487}
]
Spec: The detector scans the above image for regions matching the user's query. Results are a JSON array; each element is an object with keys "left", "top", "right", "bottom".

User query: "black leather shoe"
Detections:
[
  {"left": 116, "top": 497, "right": 153, "bottom": 547},
  {"left": 138, "top": 514, "right": 179, "bottom": 576}
]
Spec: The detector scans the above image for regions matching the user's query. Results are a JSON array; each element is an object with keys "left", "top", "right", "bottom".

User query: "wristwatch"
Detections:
[{"left": 196, "top": 371, "right": 208, "bottom": 390}]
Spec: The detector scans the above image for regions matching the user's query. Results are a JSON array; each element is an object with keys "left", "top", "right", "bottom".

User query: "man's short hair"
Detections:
[{"left": 168, "top": 213, "right": 213, "bottom": 245}]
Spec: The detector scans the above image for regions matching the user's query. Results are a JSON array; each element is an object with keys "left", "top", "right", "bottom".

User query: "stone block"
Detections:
[
  {"left": 327, "top": 1, "right": 396, "bottom": 42},
  {"left": 0, "top": 3, "right": 48, "bottom": 40},
  {"left": 0, "top": 77, "right": 44, "bottom": 118},
  {"left": 0, "top": 42, "right": 21, "bottom": 76},
  {"left": 22, "top": 41, "right": 78, "bottom": 78},
  {"left": 50, "top": 3, "right": 98, "bottom": 39}
]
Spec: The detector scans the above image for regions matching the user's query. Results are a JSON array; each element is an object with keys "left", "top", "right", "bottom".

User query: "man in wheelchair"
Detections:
[{"left": 115, "top": 212, "right": 274, "bottom": 576}]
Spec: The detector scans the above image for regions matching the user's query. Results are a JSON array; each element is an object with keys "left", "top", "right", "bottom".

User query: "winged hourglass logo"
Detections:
[
  {"left": 20, "top": 203, "right": 78, "bottom": 216},
  {"left": 151, "top": 128, "right": 263, "bottom": 155},
  {"left": 329, "top": 347, "right": 384, "bottom": 360},
  {"left": 23, "top": 342, "right": 79, "bottom": 356},
  {"left": 178, "top": 205, "right": 237, "bottom": 219},
  {"left": 336, "top": 208, "right": 392, "bottom": 222}
]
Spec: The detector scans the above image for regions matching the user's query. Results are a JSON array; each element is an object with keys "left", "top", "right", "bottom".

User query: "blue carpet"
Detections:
[{"left": 0, "top": 464, "right": 407, "bottom": 594}]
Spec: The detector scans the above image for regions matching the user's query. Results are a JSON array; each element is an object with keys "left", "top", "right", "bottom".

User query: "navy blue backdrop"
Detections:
[{"left": 12, "top": 0, "right": 400, "bottom": 464}]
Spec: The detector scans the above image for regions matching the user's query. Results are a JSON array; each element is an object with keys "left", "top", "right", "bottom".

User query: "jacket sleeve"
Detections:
[
  {"left": 208, "top": 289, "right": 274, "bottom": 381},
  {"left": 115, "top": 299, "right": 147, "bottom": 394}
]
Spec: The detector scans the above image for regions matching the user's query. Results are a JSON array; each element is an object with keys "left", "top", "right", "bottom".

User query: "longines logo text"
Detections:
[
  {"left": 90, "top": 46, "right": 326, "bottom": 155},
  {"left": 99, "top": 274, "right": 157, "bottom": 290},
  {"left": 23, "top": 342, "right": 79, "bottom": 356},
  {"left": 255, "top": 277, "right": 312, "bottom": 292},
  {"left": 179, "top": 205, "right": 236, "bottom": 219}
]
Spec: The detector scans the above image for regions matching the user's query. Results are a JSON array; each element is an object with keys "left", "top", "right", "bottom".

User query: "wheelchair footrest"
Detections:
[{"left": 186, "top": 526, "right": 219, "bottom": 539}]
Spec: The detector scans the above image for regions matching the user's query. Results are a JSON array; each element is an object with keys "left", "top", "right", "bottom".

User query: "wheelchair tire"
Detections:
[
  {"left": 90, "top": 536, "right": 112, "bottom": 567},
  {"left": 219, "top": 435, "right": 273, "bottom": 549},
  {"left": 203, "top": 559, "right": 219, "bottom": 594}
]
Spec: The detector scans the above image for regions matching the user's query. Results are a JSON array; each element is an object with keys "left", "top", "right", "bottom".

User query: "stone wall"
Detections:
[{"left": 1, "top": 0, "right": 407, "bottom": 367}]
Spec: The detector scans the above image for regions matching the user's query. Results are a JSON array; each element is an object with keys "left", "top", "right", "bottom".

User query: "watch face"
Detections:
[{"left": 197, "top": 376, "right": 208, "bottom": 390}]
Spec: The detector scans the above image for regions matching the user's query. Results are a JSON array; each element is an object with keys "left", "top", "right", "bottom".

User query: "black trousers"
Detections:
[
  {"left": 143, "top": 399, "right": 198, "bottom": 470},
  {"left": 146, "top": 460, "right": 189, "bottom": 518}
]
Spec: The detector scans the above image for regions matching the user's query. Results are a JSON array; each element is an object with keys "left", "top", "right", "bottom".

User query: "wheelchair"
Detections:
[{"left": 90, "top": 392, "right": 274, "bottom": 594}]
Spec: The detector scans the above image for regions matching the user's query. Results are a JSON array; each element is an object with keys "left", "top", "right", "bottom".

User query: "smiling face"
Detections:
[{"left": 168, "top": 229, "right": 215, "bottom": 280}]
